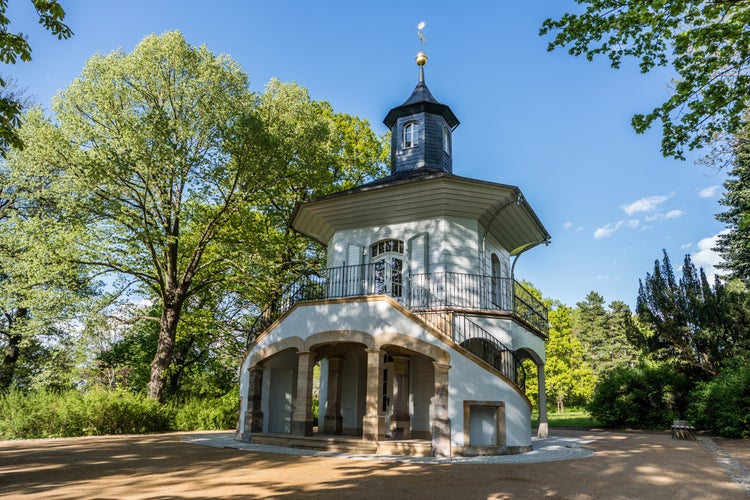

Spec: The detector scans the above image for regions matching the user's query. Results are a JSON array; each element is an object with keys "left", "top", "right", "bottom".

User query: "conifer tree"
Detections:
[{"left": 716, "top": 139, "right": 750, "bottom": 280}]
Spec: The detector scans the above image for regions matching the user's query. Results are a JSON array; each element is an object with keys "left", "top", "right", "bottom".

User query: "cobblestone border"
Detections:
[{"left": 701, "top": 437, "right": 750, "bottom": 497}]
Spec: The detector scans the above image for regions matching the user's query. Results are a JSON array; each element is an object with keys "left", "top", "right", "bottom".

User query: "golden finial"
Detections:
[{"left": 416, "top": 21, "right": 427, "bottom": 68}]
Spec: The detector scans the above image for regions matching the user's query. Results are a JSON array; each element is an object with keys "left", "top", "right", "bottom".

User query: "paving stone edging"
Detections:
[{"left": 701, "top": 437, "right": 750, "bottom": 497}]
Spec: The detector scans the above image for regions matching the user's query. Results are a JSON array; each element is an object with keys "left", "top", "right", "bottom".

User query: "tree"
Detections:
[
  {"left": 541, "top": 1, "right": 750, "bottom": 159},
  {"left": 0, "top": 123, "right": 94, "bottom": 390},
  {"left": 545, "top": 302, "right": 596, "bottom": 413},
  {"left": 11, "top": 31, "right": 387, "bottom": 401},
  {"left": 0, "top": 0, "right": 72, "bottom": 155},
  {"left": 574, "top": 292, "right": 638, "bottom": 375},
  {"left": 716, "top": 136, "right": 750, "bottom": 279},
  {"left": 636, "top": 250, "right": 750, "bottom": 378}
]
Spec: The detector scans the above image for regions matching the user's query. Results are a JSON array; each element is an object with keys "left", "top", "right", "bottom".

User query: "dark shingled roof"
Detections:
[{"left": 383, "top": 80, "right": 460, "bottom": 129}]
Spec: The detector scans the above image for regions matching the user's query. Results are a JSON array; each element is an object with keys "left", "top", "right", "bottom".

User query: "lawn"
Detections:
[{"left": 532, "top": 411, "right": 601, "bottom": 428}]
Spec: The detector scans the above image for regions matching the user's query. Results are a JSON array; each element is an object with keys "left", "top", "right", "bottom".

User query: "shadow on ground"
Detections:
[{"left": 0, "top": 429, "right": 746, "bottom": 499}]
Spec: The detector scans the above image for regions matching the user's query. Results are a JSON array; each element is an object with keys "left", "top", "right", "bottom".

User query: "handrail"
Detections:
[
  {"left": 452, "top": 315, "right": 526, "bottom": 390},
  {"left": 247, "top": 265, "right": 549, "bottom": 346}
]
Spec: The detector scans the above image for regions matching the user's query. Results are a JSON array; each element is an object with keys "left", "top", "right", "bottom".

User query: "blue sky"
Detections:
[{"left": 6, "top": 1, "right": 728, "bottom": 309}]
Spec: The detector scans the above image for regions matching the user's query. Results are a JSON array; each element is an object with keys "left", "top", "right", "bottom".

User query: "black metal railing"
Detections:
[
  {"left": 247, "top": 264, "right": 549, "bottom": 343},
  {"left": 452, "top": 314, "right": 526, "bottom": 390}
]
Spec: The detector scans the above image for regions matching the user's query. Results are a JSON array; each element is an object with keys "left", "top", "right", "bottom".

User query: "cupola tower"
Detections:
[{"left": 383, "top": 48, "right": 459, "bottom": 174}]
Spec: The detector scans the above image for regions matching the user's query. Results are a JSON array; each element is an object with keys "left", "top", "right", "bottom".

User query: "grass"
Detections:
[{"left": 532, "top": 411, "right": 602, "bottom": 429}]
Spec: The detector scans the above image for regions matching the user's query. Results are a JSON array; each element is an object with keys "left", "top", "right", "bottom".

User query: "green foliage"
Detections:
[
  {"left": 587, "top": 361, "right": 692, "bottom": 429},
  {"left": 7, "top": 31, "right": 387, "bottom": 400},
  {"left": 637, "top": 250, "right": 750, "bottom": 378},
  {"left": 532, "top": 411, "right": 601, "bottom": 429},
  {"left": 541, "top": 1, "right": 750, "bottom": 159},
  {"left": 0, "top": 0, "right": 72, "bottom": 154},
  {"left": 688, "top": 363, "right": 750, "bottom": 438},
  {"left": 716, "top": 138, "right": 750, "bottom": 279},
  {"left": 0, "top": 388, "right": 242, "bottom": 438},
  {"left": 574, "top": 292, "right": 638, "bottom": 376},
  {"left": 544, "top": 302, "right": 597, "bottom": 411},
  {"left": 0, "top": 147, "right": 96, "bottom": 390},
  {"left": 171, "top": 388, "right": 239, "bottom": 431},
  {"left": 0, "top": 389, "right": 171, "bottom": 439}
]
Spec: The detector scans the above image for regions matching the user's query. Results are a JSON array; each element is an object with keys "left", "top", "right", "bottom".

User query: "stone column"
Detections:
[
  {"left": 432, "top": 362, "right": 451, "bottom": 457},
  {"left": 322, "top": 355, "right": 343, "bottom": 435},
  {"left": 363, "top": 348, "right": 384, "bottom": 441},
  {"left": 537, "top": 363, "right": 549, "bottom": 438},
  {"left": 291, "top": 351, "right": 315, "bottom": 436},
  {"left": 391, "top": 354, "right": 411, "bottom": 439},
  {"left": 242, "top": 366, "right": 264, "bottom": 438}
]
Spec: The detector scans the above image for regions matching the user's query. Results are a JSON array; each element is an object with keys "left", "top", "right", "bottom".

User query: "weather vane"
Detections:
[
  {"left": 416, "top": 21, "right": 427, "bottom": 69},
  {"left": 417, "top": 21, "right": 426, "bottom": 50}
]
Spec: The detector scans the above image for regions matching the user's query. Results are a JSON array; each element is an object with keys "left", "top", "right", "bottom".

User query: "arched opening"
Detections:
[
  {"left": 371, "top": 239, "right": 404, "bottom": 298},
  {"left": 515, "top": 347, "right": 548, "bottom": 438}
]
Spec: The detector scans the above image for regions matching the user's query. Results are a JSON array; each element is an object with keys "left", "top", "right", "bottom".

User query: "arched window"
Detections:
[
  {"left": 371, "top": 239, "right": 404, "bottom": 297},
  {"left": 443, "top": 126, "right": 451, "bottom": 155},
  {"left": 403, "top": 122, "right": 418, "bottom": 149},
  {"left": 491, "top": 253, "right": 503, "bottom": 308}
]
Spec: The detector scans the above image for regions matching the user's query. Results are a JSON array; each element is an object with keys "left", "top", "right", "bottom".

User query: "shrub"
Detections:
[
  {"left": 172, "top": 388, "right": 239, "bottom": 431},
  {"left": 587, "top": 362, "right": 691, "bottom": 429},
  {"left": 80, "top": 389, "right": 172, "bottom": 435},
  {"left": 0, "top": 389, "right": 171, "bottom": 439},
  {"left": 688, "top": 363, "right": 750, "bottom": 438}
]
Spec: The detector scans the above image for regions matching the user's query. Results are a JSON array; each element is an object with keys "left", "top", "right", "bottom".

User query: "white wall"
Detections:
[
  {"left": 239, "top": 298, "right": 533, "bottom": 449},
  {"left": 328, "top": 216, "right": 485, "bottom": 275}
]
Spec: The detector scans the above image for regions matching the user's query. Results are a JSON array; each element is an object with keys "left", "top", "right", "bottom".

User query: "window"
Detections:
[
  {"left": 371, "top": 239, "right": 404, "bottom": 298},
  {"left": 371, "top": 239, "right": 404, "bottom": 257},
  {"left": 443, "top": 126, "right": 451, "bottom": 154},
  {"left": 403, "top": 122, "right": 418, "bottom": 149}
]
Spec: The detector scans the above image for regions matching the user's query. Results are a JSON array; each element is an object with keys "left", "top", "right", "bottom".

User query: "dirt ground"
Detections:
[{"left": 0, "top": 429, "right": 748, "bottom": 499}]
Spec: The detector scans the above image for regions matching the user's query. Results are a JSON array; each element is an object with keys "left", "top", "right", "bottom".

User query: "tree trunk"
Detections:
[
  {"left": 147, "top": 300, "right": 182, "bottom": 401},
  {"left": 0, "top": 308, "right": 28, "bottom": 391},
  {"left": 0, "top": 333, "right": 21, "bottom": 391}
]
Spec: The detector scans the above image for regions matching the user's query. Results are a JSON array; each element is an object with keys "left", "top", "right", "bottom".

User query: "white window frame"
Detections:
[{"left": 403, "top": 122, "right": 418, "bottom": 149}]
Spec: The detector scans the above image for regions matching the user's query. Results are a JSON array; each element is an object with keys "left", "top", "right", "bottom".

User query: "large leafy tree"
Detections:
[
  {"left": 0, "top": 0, "right": 72, "bottom": 155},
  {"left": 541, "top": 1, "right": 750, "bottom": 159},
  {"left": 11, "top": 31, "right": 387, "bottom": 401},
  {"left": 0, "top": 126, "right": 94, "bottom": 390},
  {"left": 545, "top": 302, "right": 596, "bottom": 412}
]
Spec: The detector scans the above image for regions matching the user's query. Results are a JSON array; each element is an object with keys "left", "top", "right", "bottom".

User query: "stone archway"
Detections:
[
  {"left": 515, "top": 347, "right": 547, "bottom": 438},
  {"left": 376, "top": 333, "right": 452, "bottom": 457}
]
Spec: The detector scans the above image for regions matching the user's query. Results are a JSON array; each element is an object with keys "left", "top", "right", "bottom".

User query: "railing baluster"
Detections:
[{"left": 248, "top": 266, "right": 549, "bottom": 346}]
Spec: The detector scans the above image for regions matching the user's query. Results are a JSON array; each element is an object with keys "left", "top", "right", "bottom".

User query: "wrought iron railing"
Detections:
[
  {"left": 247, "top": 264, "right": 549, "bottom": 342},
  {"left": 452, "top": 314, "right": 526, "bottom": 390}
]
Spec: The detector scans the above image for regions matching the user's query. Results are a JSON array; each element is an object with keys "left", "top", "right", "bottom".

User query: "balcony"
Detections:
[
  {"left": 250, "top": 263, "right": 548, "bottom": 339},
  {"left": 248, "top": 263, "right": 547, "bottom": 390}
]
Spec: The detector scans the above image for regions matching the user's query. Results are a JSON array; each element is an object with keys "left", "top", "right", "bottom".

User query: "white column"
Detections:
[{"left": 537, "top": 363, "right": 548, "bottom": 439}]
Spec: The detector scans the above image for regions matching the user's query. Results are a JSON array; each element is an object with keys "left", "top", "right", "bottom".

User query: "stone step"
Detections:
[{"left": 249, "top": 433, "right": 433, "bottom": 456}]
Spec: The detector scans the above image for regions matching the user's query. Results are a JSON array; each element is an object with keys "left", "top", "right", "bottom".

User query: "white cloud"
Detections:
[
  {"left": 691, "top": 230, "right": 729, "bottom": 282},
  {"left": 627, "top": 219, "right": 641, "bottom": 229},
  {"left": 621, "top": 194, "right": 672, "bottom": 216},
  {"left": 681, "top": 242, "right": 694, "bottom": 250},
  {"left": 562, "top": 222, "right": 573, "bottom": 231},
  {"left": 644, "top": 209, "right": 683, "bottom": 222},
  {"left": 698, "top": 186, "right": 720, "bottom": 198},
  {"left": 594, "top": 220, "right": 624, "bottom": 239}
]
